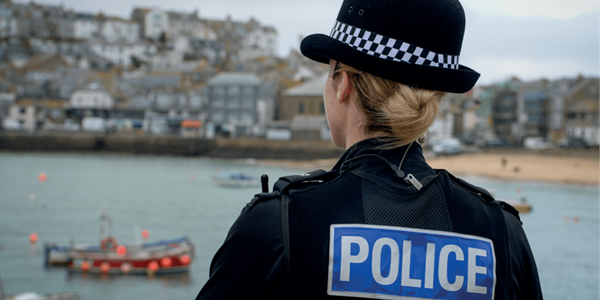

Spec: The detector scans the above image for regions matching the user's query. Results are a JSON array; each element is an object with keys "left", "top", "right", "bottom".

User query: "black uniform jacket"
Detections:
[{"left": 196, "top": 138, "right": 542, "bottom": 300}]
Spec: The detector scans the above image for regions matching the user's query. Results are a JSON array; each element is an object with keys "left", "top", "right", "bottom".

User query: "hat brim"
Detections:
[{"left": 301, "top": 33, "right": 480, "bottom": 93}]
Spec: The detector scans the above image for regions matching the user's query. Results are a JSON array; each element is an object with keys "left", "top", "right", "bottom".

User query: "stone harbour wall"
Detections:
[{"left": 0, "top": 132, "right": 344, "bottom": 159}]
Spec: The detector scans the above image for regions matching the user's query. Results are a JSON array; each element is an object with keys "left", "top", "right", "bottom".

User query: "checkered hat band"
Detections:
[{"left": 330, "top": 21, "right": 460, "bottom": 70}]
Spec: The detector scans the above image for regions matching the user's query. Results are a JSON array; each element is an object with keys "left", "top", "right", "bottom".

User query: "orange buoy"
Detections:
[
  {"left": 147, "top": 261, "right": 159, "bottom": 275},
  {"left": 160, "top": 257, "right": 172, "bottom": 268},
  {"left": 141, "top": 230, "right": 149, "bottom": 239},
  {"left": 180, "top": 254, "right": 191, "bottom": 265},
  {"left": 29, "top": 233, "right": 38, "bottom": 243},
  {"left": 120, "top": 263, "right": 132, "bottom": 274},
  {"left": 81, "top": 261, "right": 90, "bottom": 272},
  {"left": 38, "top": 173, "right": 47, "bottom": 182},
  {"left": 100, "top": 262, "right": 111, "bottom": 273},
  {"left": 116, "top": 245, "right": 127, "bottom": 256}
]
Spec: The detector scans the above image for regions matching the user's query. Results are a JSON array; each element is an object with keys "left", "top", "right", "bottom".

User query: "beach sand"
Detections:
[{"left": 257, "top": 152, "right": 599, "bottom": 186}]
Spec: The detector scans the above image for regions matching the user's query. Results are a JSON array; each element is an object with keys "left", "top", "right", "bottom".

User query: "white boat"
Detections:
[{"left": 212, "top": 171, "right": 260, "bottom": 187}]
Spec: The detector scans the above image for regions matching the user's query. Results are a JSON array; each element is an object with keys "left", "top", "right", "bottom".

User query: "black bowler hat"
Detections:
[{"left": 300, "top": 0, "right": 480, "bottom": 93}]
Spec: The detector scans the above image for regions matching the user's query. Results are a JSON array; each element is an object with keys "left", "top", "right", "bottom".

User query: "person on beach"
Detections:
[{"left": 196, "top": 0, "right": 542, "bottom": 299}]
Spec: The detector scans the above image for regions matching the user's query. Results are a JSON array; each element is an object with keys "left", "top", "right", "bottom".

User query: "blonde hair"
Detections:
[{"left": 333, "top": 62, "right": 445, "bottom": 149}]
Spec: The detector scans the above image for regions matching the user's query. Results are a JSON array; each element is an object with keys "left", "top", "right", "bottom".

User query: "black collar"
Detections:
[{"left": 331, "top": 138, "right": 437, "bottom": 192}]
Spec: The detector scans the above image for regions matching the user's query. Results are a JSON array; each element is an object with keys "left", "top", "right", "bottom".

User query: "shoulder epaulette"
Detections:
[
  {"left": 246, "top": 192, "right": 280, "bottom": 209},
  {"left": 496, "top": 201, "right": 522, "bottom": 224},
  {"left": 441, "top": 169, "right": 494, "bottom": 203},
  {"left": 273, "top": 169, "right": 329, "bottom": 194},
  {"left": 246, "top": 169, "right": 331, "bottom": 209}
]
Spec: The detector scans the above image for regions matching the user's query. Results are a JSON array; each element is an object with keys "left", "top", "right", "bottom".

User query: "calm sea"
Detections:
[{"left": 0, "top": 153, "right": 598, "bottom": 300}]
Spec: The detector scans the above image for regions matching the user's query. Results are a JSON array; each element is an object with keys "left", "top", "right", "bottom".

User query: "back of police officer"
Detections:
[{"left": 196, "top": 0, "right": 542, "bottom": 299}]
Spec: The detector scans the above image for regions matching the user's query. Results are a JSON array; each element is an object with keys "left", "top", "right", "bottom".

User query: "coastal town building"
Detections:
[
  {"left": 278, "top": 72, "right": 327, "bottom": 122},
  {"left": 69, "top": 85, "right": 114, "bottom": 110},
  {"left": 131, "top": 8, "right": 168, "bottom": 41},
  {"left": 564, "top": 78, "right": 600, "bottom": 147},
  {"left": 206, "top": 72, "right": 273, "bottom": 137}
]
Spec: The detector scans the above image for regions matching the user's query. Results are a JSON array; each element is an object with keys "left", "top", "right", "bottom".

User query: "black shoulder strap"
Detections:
[
  {"left": 439, "top": 169, "right": 522, "bottom": 223},
  {"left": 497, "top": 201, "right": 522, "bottom": 224},
  {"left": 273, "top": 169, "right": 328, "bottom": 298},
  {"left": 440, "top": 169, "right": 495, "bottom": 203},
  {"left": 273, "top": 169, "right": 328, "bottom": 194},
  {"left": 280, "top": 192, "right": 291, "bottom": 297}
]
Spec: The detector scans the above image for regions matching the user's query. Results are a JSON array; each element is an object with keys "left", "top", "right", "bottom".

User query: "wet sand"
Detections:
[{"left": 257, "top": 152, "right": 599, "bottom": 186}]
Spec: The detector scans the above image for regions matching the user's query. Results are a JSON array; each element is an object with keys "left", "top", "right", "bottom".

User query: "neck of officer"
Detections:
[{"left": 344, "top": 96, "right": 385, "bottom": 149}]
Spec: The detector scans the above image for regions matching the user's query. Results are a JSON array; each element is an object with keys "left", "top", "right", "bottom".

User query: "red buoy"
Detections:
[
  {"left": 29, "top": 233, "right": 38, "bottom": 243},
  {"left": 116, "top": 245, "right": 127, "bottom": 256},
  {"left": 120, "top": 263, "right": 132, "bottom": 274},
  {"left": 81, "top": 261, "right": 90, "bottom": 272},
  {"left": 100, "top": 262, "right": 111, "bottom": 273},
  {"left": 180, "top": 254, "right": 191, "bottom": 265},
  {"left": 141, "top": 229, "right": 150, "bottom": 239},
  {"left": 160, "top": 257, "right": 172, "bottom": 268},
  {"left": 38, "top": 173, "right": 47, "bottom": 182}
]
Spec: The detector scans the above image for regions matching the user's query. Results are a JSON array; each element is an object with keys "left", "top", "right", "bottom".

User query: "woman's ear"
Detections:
[{"left": 335, "top": 71, "right": 353, "bottom": 103}]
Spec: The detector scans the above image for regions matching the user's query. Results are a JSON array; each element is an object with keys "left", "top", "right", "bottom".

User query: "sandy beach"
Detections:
[{"left": 257, "top": 152, "right": 599, "bottom": 186}]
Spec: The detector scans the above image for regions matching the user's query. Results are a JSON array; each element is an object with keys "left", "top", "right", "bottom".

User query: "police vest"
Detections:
[{"left": 263, "top": 166, "right": 519, "bottom": 300}]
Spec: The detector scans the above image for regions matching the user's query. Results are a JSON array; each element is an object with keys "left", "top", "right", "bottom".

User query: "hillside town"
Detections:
[{"left": 0, "top": 0, "right": 597, "bottom": 151}]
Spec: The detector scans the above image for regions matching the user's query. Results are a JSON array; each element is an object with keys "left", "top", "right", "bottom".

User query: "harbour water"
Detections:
[{"left": 0, "top": 153, "right": 598, "bottom": 299}]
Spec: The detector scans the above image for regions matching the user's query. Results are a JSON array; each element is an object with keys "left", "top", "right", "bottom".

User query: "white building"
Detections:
[
  {"left": 167, "top": 10, "right": 204, "bottom": 39},
  {"left": 132, "top": 8, "right": 168, "bottom": 40},
  {"left": 70, "top": 87, "right": 114, "bottom": 109},
  {"left": 90, "top": 41, "right": 156, "bottom": 68},
  {"left": 7, "top": 104, "right": 36, "bottom": 131},
  {"left": 239, "top": 20, "right": 277, "bottom": 61},
  {"left": 0, "top": 10, "right": 14, "bottom": 38},
  {"left": 100, "top": 17, "right": 139, "bottom": 43},
  {"left": 73, "top": 15, "right": 99, "bottom": 40}
]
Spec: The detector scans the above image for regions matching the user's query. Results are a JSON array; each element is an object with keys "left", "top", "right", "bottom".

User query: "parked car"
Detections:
[
  {"left": 2, "top": 119, "right": 22, "bottom": 130},
  {"left": 523, "top": 137, "right": 551, "bottom": 150},
  {"left": 63, "top": 119, "right": 80, "bottom": 131},
  {"left": 82, "top": 117, "right": 107, "bottom": 132},
  {"left": 484, "top": 138, "right": 515, "bottom": 148},
  {"left": 558, "top": 138, "right": 592, "bottom": 149},
  {"left": 432, "top": 137, "right": 466, "bottom": 156}
]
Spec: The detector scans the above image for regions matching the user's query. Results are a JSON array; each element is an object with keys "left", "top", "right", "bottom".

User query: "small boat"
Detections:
[
  {"left": 212, "top": 171, "right": 260, "bottom": 187},
  {"left": 4, "top": 292, "right": 81, "bottom": 300},
  {"left": 45, "top": 236, "right": 194, "bottom": 275},
  {"left": 44, "top": 211, "right": 194, "bottom": 275},
  {"left": 505, "top": 198, "right": 532, "bottom": 214}
]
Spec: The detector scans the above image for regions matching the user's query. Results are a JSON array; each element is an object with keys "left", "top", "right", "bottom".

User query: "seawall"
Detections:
[{"left": 0, "top": 132, "right": 345, "bottom": 159}]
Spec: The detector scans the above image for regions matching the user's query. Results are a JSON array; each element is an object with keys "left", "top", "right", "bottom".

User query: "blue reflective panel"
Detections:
[{"left": 328, "top": 224, "right": 496, "bottom": 300}]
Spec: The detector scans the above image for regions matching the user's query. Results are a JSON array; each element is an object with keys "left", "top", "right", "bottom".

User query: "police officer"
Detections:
[{"left": 196, "top": 0, "right": 543, "bottom": 299}]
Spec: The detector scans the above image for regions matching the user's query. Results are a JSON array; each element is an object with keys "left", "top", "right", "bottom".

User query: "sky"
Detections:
[{"left": 14, "top": 0, "right": 600, "bottom": 85}]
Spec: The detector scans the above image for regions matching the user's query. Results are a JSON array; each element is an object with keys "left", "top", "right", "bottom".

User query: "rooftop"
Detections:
[
  {"left": 207, "top": 72, "right": 261, "bottom": 85},
  {"left": 283, "top": 72, "right": 328, "bottom": 97}
]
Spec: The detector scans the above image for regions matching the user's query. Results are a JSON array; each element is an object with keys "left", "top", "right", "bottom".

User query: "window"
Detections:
[
  {"left": 243, "top": 86, "right": 254, "bottom": 95},
  {"left": 157, "top": 94, "right": 170, "bottom": 107},
  {"left": 320, "top": 103, "right": 326, "bottom": 114},
  {"left": 242, "top": 98, "right": 254, "bottom": 109},
  {"left": 190, "top": 95, "right": 201, "bottom": 107},
  {"left": 211, "top": 111, "right": 224, "bottom": 122},
  {"left": 228, "top": 86, "right": 240, "bottom": 96},
  {"left": 212, "top": 99, "right": 224, "bottom": 108},
  {"left": 241, "top": 112, "right": 253, "bottom": 122},
  {"left": 227, "top": 98, "right": 240, "bottom": 109},
  {"left": 228, "top": 111, "right": 241, "bottom": 122},
  {"left": 528, "top": 114, "right": 540, "bottom": 124},
  {"left": 213, "top": 86, "right": 226, "bottom": 96},
  {"left": 178, "top": 95, "right": 187, "bottom": 107},
  {"left": 298, "top": 102, "right": 304, "bottom": 114}
]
